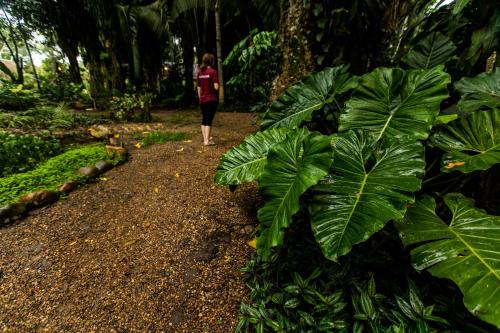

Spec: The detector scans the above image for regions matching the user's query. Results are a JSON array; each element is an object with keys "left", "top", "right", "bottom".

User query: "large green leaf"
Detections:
[
  {"left": 339, "top": 67, "right": 450, "bottom": 141},
  {"left": 257, "top": 129, "right": 333, "bottom": 258},
  {"left": 397, "top": 194, "right": 500, "bottom": 329},
  {"left": 309, "top": 130, "right": 425, "bottom": 261},
  {"left": 430, "top": 109, "right": 500, "bottom": 173},
  {"left": 214, "top": 128, "right": 289, "bottom": 186},
  {"left": 260, "top": 66, "right": 358, "bottom": 130},
  {"left": 455, "top": 68, "right": 500, "bottom": 114},
  {"left": 401, "top": 32, "right": 457, "bottom": 69}
]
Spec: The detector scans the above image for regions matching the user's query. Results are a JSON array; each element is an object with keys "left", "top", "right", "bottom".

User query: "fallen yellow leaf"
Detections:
[
  {"left": 176, "top": 147, "right": 184, "bottom": 152},
  {"left": 183, "top": 140, "right": 193, "bottom": 143},
  {"left": 114, "top": 133, "right": 120, "bottom": 138},
  {"left": 445, "top": 161, "right": 465, "bottom": 169},
  {"left": 154, "top": 187, "right": 159, "bottom": 193},
  {"left": 142, "top": 131, "right": 150, "bottom": 135},
  {"left": 247, "top": 238, "right": 257, "bottom": 249},
  {"left": 69, "top": 241, "right": 77, "bottom": 246},
  {"left": 144, "top": 222, "right": 152, "bottom": 228},
  {"left": 175, "top": 172, "right": 180, "bottom": 179},
  {"left": 124, "top": 239, "right": 138, "bottom": 246},
  {"left": 100, "top": 177, "right": 108, "bottom": 181},
  {"left": 135, "top": 143, "right": 142, "bottom": 149}
]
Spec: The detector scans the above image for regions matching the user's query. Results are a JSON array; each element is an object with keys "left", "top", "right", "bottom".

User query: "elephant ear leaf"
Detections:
[
  {"left": 309, "top": 130, "right": 425, "bottom": 261},
  {"left": 215, "top": 128, "right": 290, "bottom": 186},
  {"left": 455, "top": 68, "right": 500, "bottom": 114},
  {"left": 402, "top": 32, "right": 457, "bottom": 69},
  {"left": 396, "top": 194, "right": 500, "bottom": 329},
  {"left": 257, "top": 129, "right": 333, "bottom": 258},
  {"left": 430, "top": 109, "right": 499, "bottom": 173},
  {"left": 340, "top": 67, "right": 450, "bottom": 142},
  {"left": 260, "top": 65, "right": 358, "bottom": 130}
]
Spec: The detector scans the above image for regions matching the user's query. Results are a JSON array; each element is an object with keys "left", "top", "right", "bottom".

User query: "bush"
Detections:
[
  {"left": 224, "top": 30, "right": 282, "bottom": 112},
  {"left": 0, "top": 104, "right": 105, "bottom": 130},
  {"left": 0, "top": 131, "right": 61, "bottom": 177},
  {"left": 0, "top": 82, "right": 39, "bottom": 110},
  {"left": 0, "top": 144, "right": 123, "bottom": 206}
]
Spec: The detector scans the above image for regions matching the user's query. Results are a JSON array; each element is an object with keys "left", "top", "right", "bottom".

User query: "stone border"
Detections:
[{"left": 0, "top": 148, "right": 128, "bottom": 228}]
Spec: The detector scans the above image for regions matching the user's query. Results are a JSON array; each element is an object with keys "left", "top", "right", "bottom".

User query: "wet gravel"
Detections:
[{"left": 0, "top": 111, "right": 259, "bottom": 332}]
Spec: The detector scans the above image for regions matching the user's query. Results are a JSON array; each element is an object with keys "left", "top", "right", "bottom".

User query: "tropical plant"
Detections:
[
  {"left": 217, "top": 57, "right": 500, "bottom": 329},
  {"left": 224, "top": 30, "right": 281, "bottom": 112},
  {"left": 0, "top": 131, "right": 61, "bottom": 177},
  {"left": 0, "top": 143, "right": 124, "bottom": 206}
]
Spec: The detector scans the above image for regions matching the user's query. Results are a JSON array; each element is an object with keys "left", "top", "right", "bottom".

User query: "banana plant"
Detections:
[{"left": 396, "top": 194, "right": 500, "bottom": 329}]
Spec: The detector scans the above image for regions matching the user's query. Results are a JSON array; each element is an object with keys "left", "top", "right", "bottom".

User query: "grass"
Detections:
[
  {"left": 141, "top": 131, "right": 191, "bottom": 147},
  {"left": 0, "top": 144, "right": 123, "bottom": 205}
]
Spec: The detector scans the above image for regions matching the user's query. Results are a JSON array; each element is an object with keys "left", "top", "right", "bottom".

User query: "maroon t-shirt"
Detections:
[{"left": 197, "top": 67, "right": 219, "bottom": 104}]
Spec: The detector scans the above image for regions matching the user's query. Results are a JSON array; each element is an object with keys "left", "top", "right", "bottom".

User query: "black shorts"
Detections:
[{"left": 200, "top": 101, "right": 218, "bottom": 126}]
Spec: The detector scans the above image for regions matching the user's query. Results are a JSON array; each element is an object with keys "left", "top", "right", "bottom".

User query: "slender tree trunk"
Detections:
[
  {"left": 1, "top": 7, "right": 23, "bottom": 84},
  {"left": 215, "top": 0, "right": 224, "bottom": 104},
  {"left": 18, "top": 24, "right": 41, "bottom": 90},
  {"left": 181, "top": 37, "right": 195, "bottom": 104}
]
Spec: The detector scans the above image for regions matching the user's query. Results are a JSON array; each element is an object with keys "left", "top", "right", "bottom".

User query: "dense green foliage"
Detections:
[
  {"left": 224, "top": 30, "right": 281, "bottom": 112},
  {"left": 141, "top": 131, "right": 191, "bottom": 147},
  {"left": 0, "top": 104, "right": 104, "bottom": 129},
  {"left": 0, "top": 131, "right": 61, "bottom": 177},
  {"left": 237, "top": 222, "right": 495, "bottom": 333},
  {"left": 0, "top": 144, "right": 122, "bottom": 206},
  {"left": 0, "top": 83, "right": 39, "bottom": 110},
  {"left": 217, "top": 0, "right": 500, "bottom": 327}
]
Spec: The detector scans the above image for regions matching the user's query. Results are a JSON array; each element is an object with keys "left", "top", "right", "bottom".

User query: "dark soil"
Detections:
[{"left": 0, "top": 110, "right": 259, "bottom": 332}]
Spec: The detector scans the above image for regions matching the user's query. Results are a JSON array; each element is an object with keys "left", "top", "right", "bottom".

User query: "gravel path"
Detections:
[{"left": 0, "top": 111, "right": 259, "bottom": 332}]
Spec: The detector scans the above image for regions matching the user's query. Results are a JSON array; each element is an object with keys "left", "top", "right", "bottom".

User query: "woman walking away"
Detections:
[{"left": 197, "top": 53, "right": 219, "bottom": 146}]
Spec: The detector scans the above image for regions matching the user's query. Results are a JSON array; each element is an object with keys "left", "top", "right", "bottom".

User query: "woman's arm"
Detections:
[
  {"left": 214, "top": 83, "right": 219, "bottom": 91},
  {"left": 197, "top": 86, "right": 202, "bottom": 99}
]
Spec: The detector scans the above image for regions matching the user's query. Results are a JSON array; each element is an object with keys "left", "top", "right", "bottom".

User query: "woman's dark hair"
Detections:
[{"left": 200, "top": 53, "right": 215, "bottom": 69}]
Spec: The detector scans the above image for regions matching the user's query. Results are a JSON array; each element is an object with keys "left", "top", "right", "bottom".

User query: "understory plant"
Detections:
[
  {"left": 224, "top": 30, "right": 282, "bottom": 112},
  {"left": 0, "top": 144, "right": 124, "bottom": 206},
  {"left": 0, "top": 131, "right": 61, "bottom": 177},
  {"left": 216, "top": 36, "right": 500, "bottom": 330},
  {"left": 0, "top": 103, "right": 104, "bottom": 130}
]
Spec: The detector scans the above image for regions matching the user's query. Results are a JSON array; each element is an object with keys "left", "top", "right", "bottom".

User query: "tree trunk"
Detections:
[
  {"left": 215, "top": 0, "right": 224, "bottom": 104},
  {"left": 62, "top": 43, "right": 83, "bottom": 84},
  {"left": 270, "top": 0, "right": 313, "bottom": 101}
]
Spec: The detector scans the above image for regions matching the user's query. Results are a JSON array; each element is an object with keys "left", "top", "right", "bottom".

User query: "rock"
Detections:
[
  {"left": 20, "top": 190, "right": 59, "bottom": 207},
  {"left": 108, "top": 137, "right": 121, "bottom": 146},
  {"left": 95, "top": 160, "right": 113, "bottom": 172},
  {"left": 106, "top": 145, "right": 128, "bottom": 158},
  {"left": 78, "top": 166, "right": 100, "bottom": 178},
  {"left": 88, "top": 125, "right": 110, "bottom": 138},
  {"left": 0, "top": 203, "right": 27, "bottom": 226},
  {"left": 59, "top": 181, "right": 78, "bottom": 193}
]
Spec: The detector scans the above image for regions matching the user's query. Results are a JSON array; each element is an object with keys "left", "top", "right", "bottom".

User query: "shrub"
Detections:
[
  {"left": 0, "top": 144, "right": 123, "bottom": 205},
  {"left": 0, "top": 104, "right": 105, "bottom": 130},
  {"left": 0, "top": 82, "right": 39, "bottom": 110},
  {"left": 218, "top": 64, "right": 500, "bottom": 329},
  {"left": 0, "top": 131, "right": 61, "bottom": 177}
]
